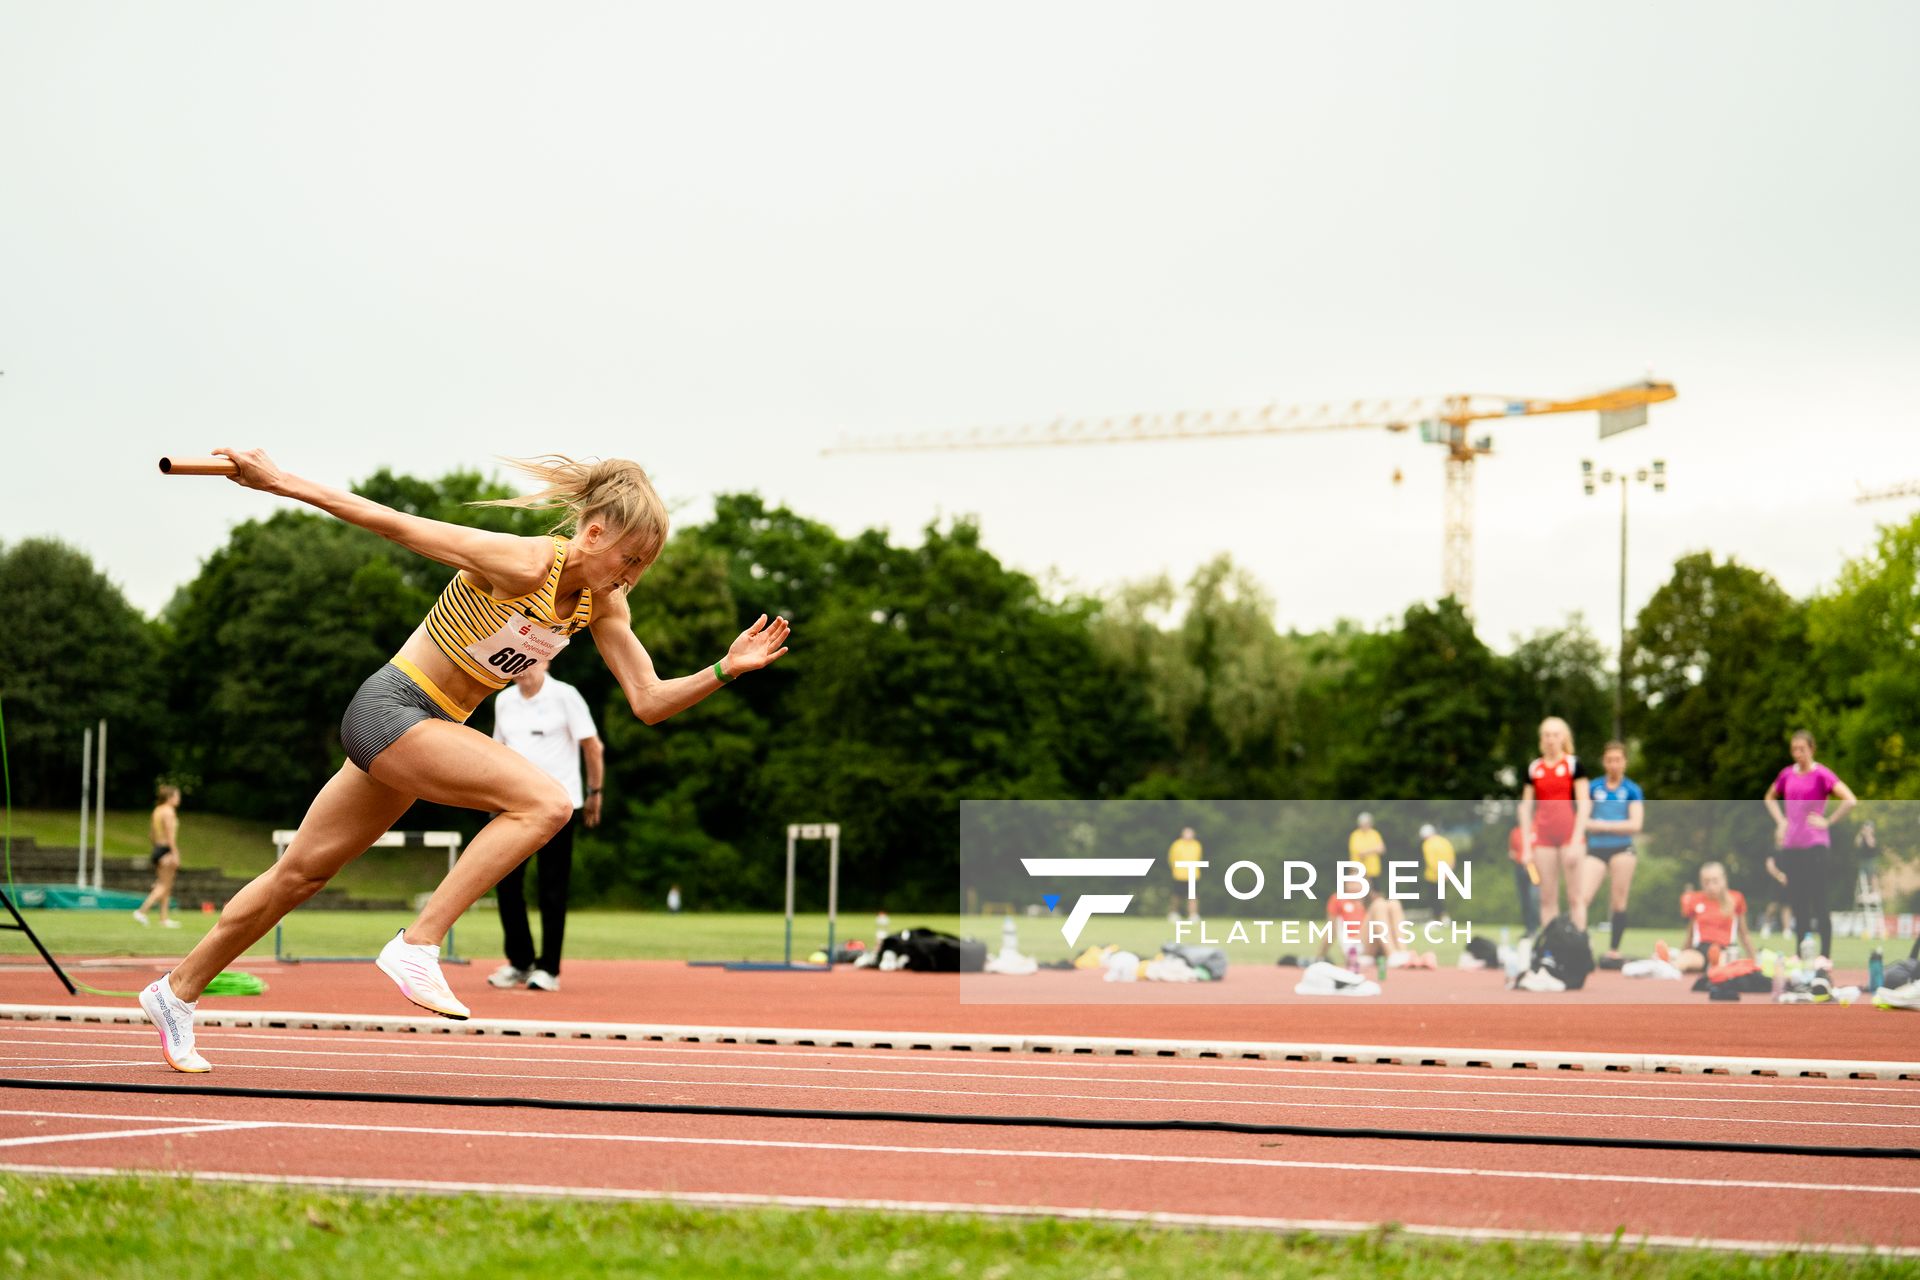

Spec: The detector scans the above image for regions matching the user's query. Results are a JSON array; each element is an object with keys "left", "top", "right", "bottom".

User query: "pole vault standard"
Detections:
[
  {"left": 690, "top": 822, "right": 841, "bottom": 972},
  {"left": 270, "top": 829, "right": 466, "bottom": 963}
]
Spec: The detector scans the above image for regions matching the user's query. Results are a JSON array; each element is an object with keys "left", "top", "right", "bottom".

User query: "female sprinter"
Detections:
[
  {"left": 1581, "top": 741, "right": 1644, "bottom": 964},
  {"left": 132, "top": 785, "right": 184, "bottom": 929},
  {"left": 1763, "top": 729, "right": 1857, "bottom": 964},
  {"left": 1517, "top": 716, "right": 1591, "bottom": 931},
  {"left": 140, "top": 449, "right": 790, "bottom": 1072}
]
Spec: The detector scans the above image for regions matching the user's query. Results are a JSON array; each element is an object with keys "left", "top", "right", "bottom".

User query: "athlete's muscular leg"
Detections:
[
  {"left": 1535, "top": 845, "right": 1563, "bottom": 927},
  {"left": 370, "top": 718, "right": 572, "bottom": 947},
  {"left": 1569, "top": 852, "right": 1606, "bottom": 930},
  {"left": 138, "top": 853, "right": 178, "bottom": 916},
  {"left": 171, "top": 764, "right": 415, "bottom": 1000},
  {"left": 1608, "top": 852, "right": 1637, "bottom": 915},
  {"left": 154, "top": 853, "right": 179, "bottom": 923}
]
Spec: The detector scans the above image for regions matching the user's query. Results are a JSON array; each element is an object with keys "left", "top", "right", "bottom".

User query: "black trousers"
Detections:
[
  {"left": 497, "top": 810, "right": 578, "bottom": 974},
  {"left": 1779, "top": 847, "right": 1833, "bottom": 960}
]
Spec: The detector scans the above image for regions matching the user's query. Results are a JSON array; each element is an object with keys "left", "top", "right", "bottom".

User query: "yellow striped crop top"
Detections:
[{"left": 422, "top": 537, "right": 595, "bottom": 690}]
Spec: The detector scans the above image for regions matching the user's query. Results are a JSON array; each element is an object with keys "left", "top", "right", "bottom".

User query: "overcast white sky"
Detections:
[{"left": 3, "top": 2, "right": 1915, "bottom": 649}]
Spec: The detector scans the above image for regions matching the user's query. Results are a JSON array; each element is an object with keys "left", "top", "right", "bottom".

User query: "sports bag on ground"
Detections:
[{"left": 1530, "top": 916, "right": 1595, "bottom": 990}]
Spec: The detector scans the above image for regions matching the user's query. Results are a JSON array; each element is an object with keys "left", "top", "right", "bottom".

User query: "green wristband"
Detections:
[{"left": 713, "top": 660, "right": 734, "bottom": 685}]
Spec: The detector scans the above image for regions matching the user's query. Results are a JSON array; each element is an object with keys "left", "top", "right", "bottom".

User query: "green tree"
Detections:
[
  {"left": 1805, "top": 513, "right": 1920, "bottom": 799},
  {"left": 1627, "top": 553, "right": 1807, "bottom": 799},
  {"left": 1323, "top": 598, "right": 1507, "bottom": 801},
  {"left": 753, "top": 515, "right": 1159, "bottom": 907},
  {"left": 1499, "top": 617, "right": 1614, "bottom": 763},
  {"left": 1090, "top": 555, "right": 1298, "bottom": 797},
  {"left": 0, "top": 539, "right": 166, "bottom": 807}
]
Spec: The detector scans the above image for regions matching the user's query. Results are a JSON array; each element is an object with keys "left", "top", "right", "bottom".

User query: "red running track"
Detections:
[
  {"left": 1, "top": 1019, "right": 1917, "bottom": 1251},
  {"left": 1, "top": 957, "right": 1913, "bottom": 1060}
]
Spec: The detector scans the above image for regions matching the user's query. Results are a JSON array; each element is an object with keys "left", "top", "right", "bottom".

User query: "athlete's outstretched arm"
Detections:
[
  {"left": 212, "top": 447, "right": 551, "bottom": 595},
  {"left": 591, "top": 587, "right": 790, "bottom": 725}
]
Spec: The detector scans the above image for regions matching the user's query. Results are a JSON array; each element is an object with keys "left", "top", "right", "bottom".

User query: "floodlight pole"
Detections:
[
  {"left": 1616, "top": 473, "right": 1628, "bottom": 742},
  {"left": 1582, "top": 460, "right": 1667, "bottom": 742}
]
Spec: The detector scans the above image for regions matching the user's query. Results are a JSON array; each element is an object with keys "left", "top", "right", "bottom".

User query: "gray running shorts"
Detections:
[{"left": 341, "top": 664, "right": 454, "bottom": 771}]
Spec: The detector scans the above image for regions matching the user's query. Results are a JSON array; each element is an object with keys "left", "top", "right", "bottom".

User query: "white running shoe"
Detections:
[
  {"left": 376, "top": 930, "right": 470, "bottom": 1020},
  {"left": 487, "top": 964, "right": 529, "bottom": 989},
  {"left": 139, "top": 974, "right": 210, "bottom": 1072},
  {"left": 132, "top": 910, "right": 149, "bottom": 926},
  {"left": 1875, "top": 981, "right": 1920, "bottom": 1011},
  {"left": 162, "top": 919, "right": 182, "bottom": 929},
  {"left": 1517, "top": 968, "right": 1567, "bottom": 993},
  {"left": 527, "top": 968, "right": 560, "bottom": 992}
]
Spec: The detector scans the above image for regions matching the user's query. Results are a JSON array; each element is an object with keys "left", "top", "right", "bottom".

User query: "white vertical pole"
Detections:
[
  {"left": 93, "top": 719, "right": 107, "bottom": 890},
  {"left": 784, "top": 826, "right": 797, "bottom": 966},
  {"left": 825, "top": 825, "right": 840, "bottom": 967},
  {"left": 77, "top": 728, "right": 92, "bottom": 887},
  {"left": 445, "top": 835, "right": 462, "bottom": 960}
]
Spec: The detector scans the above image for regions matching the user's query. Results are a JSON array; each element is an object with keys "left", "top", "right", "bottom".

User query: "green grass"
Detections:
[{"left": 0, "top": 1174, "right": 1906, "bottom": 1280}]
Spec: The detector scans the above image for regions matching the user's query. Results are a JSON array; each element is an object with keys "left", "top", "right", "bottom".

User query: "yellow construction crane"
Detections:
[
  {"left": 826, "top": 379, "right": 1677, "bottom": 610},
  {"left": 1857, "top": 480, "right": 1920, "bottom": 504}
]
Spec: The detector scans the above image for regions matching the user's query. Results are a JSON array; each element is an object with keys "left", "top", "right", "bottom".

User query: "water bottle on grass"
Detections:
[{"left": 1869, "top": 947, "right": 1885, "bottom": 992}]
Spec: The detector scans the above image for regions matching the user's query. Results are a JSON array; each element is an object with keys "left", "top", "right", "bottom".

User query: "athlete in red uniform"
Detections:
[
  {"left": 1656, "top": 862, "right": 1756, "bottom": 974},
  {"left": 1517, "top": 716, "right": 1591, "bottom": 930}
]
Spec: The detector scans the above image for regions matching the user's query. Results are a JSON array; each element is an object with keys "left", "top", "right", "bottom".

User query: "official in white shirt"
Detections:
[{"left": 485, "top": 657, "right": 603, "bottom": 992}]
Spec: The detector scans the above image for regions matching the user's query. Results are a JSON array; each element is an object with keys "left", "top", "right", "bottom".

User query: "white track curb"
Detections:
[{"left": 2, "top": 1003, "right": 1916, "bottom": 1080}]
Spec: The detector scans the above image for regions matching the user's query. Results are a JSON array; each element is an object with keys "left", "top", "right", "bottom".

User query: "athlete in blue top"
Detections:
[{"left": 1581, "top": 741, "right": 1645, "bottom": 962}]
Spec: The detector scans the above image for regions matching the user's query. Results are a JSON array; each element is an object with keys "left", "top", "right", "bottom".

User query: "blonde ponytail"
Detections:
[{"left": 479, "top": 455, "right": 670, "bottom": 571}]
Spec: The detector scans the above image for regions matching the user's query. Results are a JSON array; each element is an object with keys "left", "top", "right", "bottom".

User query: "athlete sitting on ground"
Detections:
[
  {"left": 1656, "top": 862, "right": 1757, "bottom": 974},
  {"left": 141, "top": 449, "right": 790, "bottom": 1072}
]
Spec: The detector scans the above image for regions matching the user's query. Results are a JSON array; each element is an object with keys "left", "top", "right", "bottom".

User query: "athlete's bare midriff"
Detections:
[{"left": 393, "top": 624, "right": 501, "bottom": 719}]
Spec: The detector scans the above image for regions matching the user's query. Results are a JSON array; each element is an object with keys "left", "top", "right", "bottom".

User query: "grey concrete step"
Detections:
[{"left": 6, "top": 837, "right": 408, "bottom": 911}]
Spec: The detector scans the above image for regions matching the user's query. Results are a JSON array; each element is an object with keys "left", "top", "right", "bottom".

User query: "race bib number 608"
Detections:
[{"left": 463, "top": 612, "right": 570, "bottom": 678}]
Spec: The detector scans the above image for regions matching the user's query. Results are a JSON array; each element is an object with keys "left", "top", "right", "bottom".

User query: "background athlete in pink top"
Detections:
[{"left": 1763, "top": 729, "right": 1857, "bottom": 962}]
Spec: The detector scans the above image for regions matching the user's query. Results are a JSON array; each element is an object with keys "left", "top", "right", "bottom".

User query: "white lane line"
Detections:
[
  {"left": 0, "top": 1164, "right": 1912, "bottom": 1257},
  {"left": 0, "top": 1121, "right": 274, "bottom": 1149},
  {"left": 6, "top": 1024, "right": 1915, "bottom": 1096},
  {"left": 3, "top": 1036, "right": 1915, "bottom": 1113},
  {"left": 0, "top": 1109, "right": 1912, "bottom": 1197},
  {"left": 2, "top": 1055, "right": 1914, "bottom": 1131}
]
